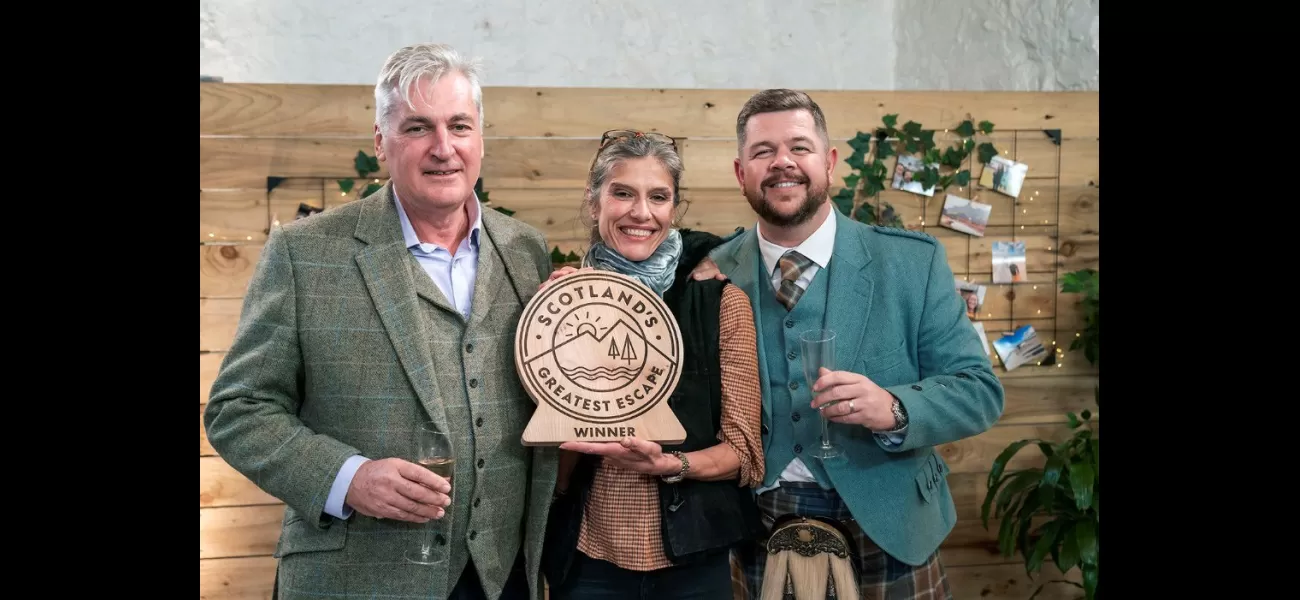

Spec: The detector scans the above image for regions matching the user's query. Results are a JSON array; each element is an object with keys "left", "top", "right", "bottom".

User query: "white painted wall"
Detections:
[{"left": 199, "top": 0, "right": 1096, "bottom": 91}]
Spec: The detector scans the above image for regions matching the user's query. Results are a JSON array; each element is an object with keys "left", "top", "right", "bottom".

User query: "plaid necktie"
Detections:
[{"left": 775, "top": 250, "right": 814, "bottom": 311}]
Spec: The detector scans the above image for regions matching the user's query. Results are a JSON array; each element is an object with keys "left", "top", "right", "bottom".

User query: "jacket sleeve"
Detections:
[
  {"left": 879, "top": 241, "right": 1005, "bottom": 452},
  {"left": 203, "top": 227, "right": 361, "bottom": 527}
]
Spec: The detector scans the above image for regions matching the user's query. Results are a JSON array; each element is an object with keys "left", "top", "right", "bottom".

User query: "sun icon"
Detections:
[{"left": 560, "top": 311, "right": 607, "bottom": 340}]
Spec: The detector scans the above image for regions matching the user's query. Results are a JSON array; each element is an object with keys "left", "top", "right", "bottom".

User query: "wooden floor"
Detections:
[{"left": 201, "top": 83, "right": 1099, "bottom": 600}]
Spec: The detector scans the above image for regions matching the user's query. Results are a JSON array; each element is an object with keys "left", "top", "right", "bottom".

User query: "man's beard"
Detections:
[{"left": 745, "top": 174, "right": 830, "bottom": 228}]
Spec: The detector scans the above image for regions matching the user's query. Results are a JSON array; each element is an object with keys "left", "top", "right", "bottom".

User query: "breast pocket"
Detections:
[{"left": 855, "top": 335, "right": 910, "bottom": 384}]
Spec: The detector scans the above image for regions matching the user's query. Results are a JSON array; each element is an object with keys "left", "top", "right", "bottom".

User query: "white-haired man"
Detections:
[{"left": 205, "top": 43, "right": 559, "bottom": 600}]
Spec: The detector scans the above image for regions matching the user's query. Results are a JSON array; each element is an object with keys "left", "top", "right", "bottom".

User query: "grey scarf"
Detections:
[{"left": 582, "top": 229, "right": 683, "bottom": 297}]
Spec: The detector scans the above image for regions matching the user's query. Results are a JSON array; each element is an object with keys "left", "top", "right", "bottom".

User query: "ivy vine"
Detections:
[{"left": 833, "top": 115, "right": 1000, "bottom": 229}]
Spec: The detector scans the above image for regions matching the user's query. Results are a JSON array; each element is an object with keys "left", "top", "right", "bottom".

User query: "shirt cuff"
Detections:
[
  {"left": 875, "top": 424, "right": 907, "bottom": 446},
  {"left": 324, "top": 455, "right": 370, "bottom": 520}
]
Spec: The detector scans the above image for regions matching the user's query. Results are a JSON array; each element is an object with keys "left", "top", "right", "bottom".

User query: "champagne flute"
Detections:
[
  {"left": 800, "top": 328, "right": 842, "bottom": 460},
  {"left": 405, "top": 421, "right": 454, "bottom": 566}
]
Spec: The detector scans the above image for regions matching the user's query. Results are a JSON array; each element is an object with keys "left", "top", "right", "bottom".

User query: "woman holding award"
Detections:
[{"left": 540, "top": 129, "right": 767, "bottom": 599}]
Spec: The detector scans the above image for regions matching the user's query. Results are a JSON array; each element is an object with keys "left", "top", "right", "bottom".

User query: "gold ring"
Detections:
[{"left": 848, "top": 400, "right": 855, "bottom": 412}]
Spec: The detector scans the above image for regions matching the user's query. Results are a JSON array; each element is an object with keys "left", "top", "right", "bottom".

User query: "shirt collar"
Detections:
[
  {"left": 756, "top": 209, "right": 837, "bottom": 277},
  {"left": 393, "top": 189, "right": 483, "bottom": 251}
]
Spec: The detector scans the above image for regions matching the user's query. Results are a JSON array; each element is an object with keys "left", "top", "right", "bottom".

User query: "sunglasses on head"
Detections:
[{"left": 597, "top": 129, "right": 678, "bottom": 150}]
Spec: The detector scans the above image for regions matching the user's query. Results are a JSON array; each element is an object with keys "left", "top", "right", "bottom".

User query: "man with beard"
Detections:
[{"left": 692, "top": 89, "right": 1005, "bottom": 599}]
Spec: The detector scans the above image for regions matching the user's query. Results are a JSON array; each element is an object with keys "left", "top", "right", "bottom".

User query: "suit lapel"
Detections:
[
  {"left": 717, "top": 229, "right": 773, "bottom": 426},
  {"left": 825, "top": 210, "right": 874, "bottom": 371},
  {"left": 467, "top": 217, "right": 506, "bottom": 331},
  {"left": 352, "top": 186, "right": 450, "bottom": 434}
]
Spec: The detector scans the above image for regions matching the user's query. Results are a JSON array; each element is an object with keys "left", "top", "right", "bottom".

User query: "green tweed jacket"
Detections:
[
  {"left": 708, "top": 209, "right": 1005, "bottom": 566},
  {"left": 204, "top": 184, "right": 560, "bottom": 599}
]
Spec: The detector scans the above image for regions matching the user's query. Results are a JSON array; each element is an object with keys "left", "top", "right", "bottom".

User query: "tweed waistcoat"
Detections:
[
  {"left": 408, "top": 228, "right": 535, "bottom": 600},
  {"left": 757, "top": 264, "right": 832, "bottom": 489}
]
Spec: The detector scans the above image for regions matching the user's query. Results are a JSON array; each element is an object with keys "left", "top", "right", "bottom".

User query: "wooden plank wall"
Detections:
[{"left": 200, "top": 84, "right": 1099, "bottom": 600}]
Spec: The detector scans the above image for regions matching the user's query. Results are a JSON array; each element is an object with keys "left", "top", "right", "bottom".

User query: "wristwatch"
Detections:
[
  {"left": 888, "top": 397, "right": 909, "bottom": 432},
  {"left": 660, "top": 451, "right": 690, "bottom": 483}
]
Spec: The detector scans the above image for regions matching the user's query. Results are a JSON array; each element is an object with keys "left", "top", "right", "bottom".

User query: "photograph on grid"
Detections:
[
  {"left": 954, "top": 277, "right": 987, "bottom": 319},
  {"left": 991, "top": 240, "right": 1027, "bottom": 284},
  {"left": 939, "top": 194, "right": 993, "bottom": 237},
  {"left": 992, "top": 324, "right": 1048, "bottom": 371},
  {"left": 891, "top": 154, "right": 937, "bottom": 197},
  {"left": 971, "top": 321, "right": 991, "bottom": 356},
  {"left": 979, "top": 155, "right": 1030, "bottom": 199}
]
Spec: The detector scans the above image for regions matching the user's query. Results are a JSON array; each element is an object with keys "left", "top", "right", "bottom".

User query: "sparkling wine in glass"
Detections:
[
  {"left": 800, "top": 328, "right": 842, "bottom": 460},
  {"left": 405, "top": 421, "right": 454, "bottom": 566}
]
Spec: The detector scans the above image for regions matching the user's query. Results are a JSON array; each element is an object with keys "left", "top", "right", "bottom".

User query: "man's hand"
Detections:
[
  {"left": 344, "top": 458, "right": 452, "bottom": 523},
  {"left": 808, "top": 367, "right": 897, "bottom": 431},
  {"left": 559, "top": 437, "right": 677, "bottom": 477},
  {"left": 689, "top": 257, "right": 728, "bottom": 281}
]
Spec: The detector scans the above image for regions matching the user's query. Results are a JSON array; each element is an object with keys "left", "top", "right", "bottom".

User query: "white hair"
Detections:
[{"left": 374, "top": 43, "right": 484, "bottom": 132}]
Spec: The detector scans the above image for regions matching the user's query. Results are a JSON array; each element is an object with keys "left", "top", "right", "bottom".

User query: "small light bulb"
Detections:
[
  {"left": 208, "top": 233, "right": 215, "bottom": 238},
  {"left": 1036, "top": 309, "right": 1041, "bottom": 314},
  {"left": 1032, "top": 285, "right": 1038, "bottom": 290}
]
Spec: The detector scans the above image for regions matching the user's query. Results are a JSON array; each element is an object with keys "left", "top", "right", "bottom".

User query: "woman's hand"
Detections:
[
  {"left": 540, "top": 266, "right": 581, "bottom": 291},
  {"left": 559, "top": 436, "right": 678, "bottom": 477}
]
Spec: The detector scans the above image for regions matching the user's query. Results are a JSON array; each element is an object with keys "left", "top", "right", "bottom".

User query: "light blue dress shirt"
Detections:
[{"left": 321, "top": 192, "right": 484, "bottom": 520}]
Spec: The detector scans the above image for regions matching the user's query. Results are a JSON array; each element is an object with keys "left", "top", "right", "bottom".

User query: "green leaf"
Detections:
[
  {"left": 845, "top": 148, "right": 867, "bottom": 170},
  {"left": 1026, "top": 520, "right": 1061, "bottom": 573},
  {"left": 954, "top": 120, "right": 976, "bottom": 138},
  {"left": 901, "top": 120, "right": 923, "bottom": 137},
  {"left": 940, "top": 147, "right": 965, "bottom": 169},
  {"left": 979, "top": 120, "right": 995, "bottom": 134},
  {"left": 362, "top": 182, "right": 383, "bottom": 197},
  {"left": 1068, "top": 458, "right": 1095, "bottom": 510},
  {"left": 493, "top": 206, "right": 516, "bottom": 216},
  {"left": 1057, "top": 524, "right": 1079, "bottom": 572},
  {"left": 847, "top": 131, "right": 873, "bottom": 151},
  {"left": 1075, "top": 520, "right": 1098, "bottom": 566},
  {"left": 878, "top": 202, "right": 903, "bottom": 228},
  {"left": 337, "top": 179, "right": 355, "bottom": 194},
  {"left": 354, "top": 151, "right": 374, "bottom": 177},
  {"left": 987, "top": 440, "right": 1033, "bottom": 488},
  {"left": 882, "top": 114, "right": 898, "bottom": 129},
  {"left": 955, "top": 170, "right": 971, "bottom": 186},
  {"left": 550, "top": 246, "right": 566, "bottom": 263},
  {"left": 852, "top": 203, "right": 876, "bottom": 224},
  {"left": 875, "top": 139, "right": 895, "bottom": 161},
  {"left": 964, "top": 138, "right": 975, "bottom": 152},
  {"left": 1066, "top": 412, "right": 1080, "bottom": 428},
  {"left": 923, "top": 148, "right": 941, "bottom": 165},
  {"left": 1038, "top": 454, "right": 1065, "bottom": 511},
  {"left": 1082, "top": 564, "right": 1098, "bottom": 600},
  {"left": 832, "top": 188, "right": 855, "bottom": 215},
  {"left": 920, "top": 129, "right": 936, "bottom": 151},
  {"left": 977, "top": 142, "right": 999, "bottom": 164},
  {"left": 566, "top": 250, "right": 580, "bottom": 262},
  {"left": 842, "top": 173, "right": 861, "bottom": 191},
  {"left": 864, "top": 174, "right": 885, "bottom": 197}
]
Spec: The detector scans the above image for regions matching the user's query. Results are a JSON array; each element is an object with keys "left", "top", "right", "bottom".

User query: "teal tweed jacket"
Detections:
[
  {"left": 708, "top": 209, "right": 1005, "bottom": 566},
  {"left": 204, "top": 184, "right": 559, "bottom": 599}
]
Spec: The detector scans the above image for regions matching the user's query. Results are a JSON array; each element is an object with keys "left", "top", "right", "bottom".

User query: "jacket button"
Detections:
[
  {"left": 789, "top": 381, "right": 799, "bottom": 390},
  {"left": 435, "top": 534, "right": 446, "bottom": 545},
  {"left": 470, "top": 378, "right": 479, "bottom": 388},
  {"left": 792, "top": 412, "right": 801, "bottom": 422},
  {"left": 477, "top": 458, "right": 485, "bottom": 468},
  {"left": 469, "top": 530, "right": 477, "bottom": 540},
  {"left": 761, "top": 424, "right": 770, "bottom": 436},
  {"left": 788, "top": 351, "right": 797, "bottom": 360},
  {"left": 911, "top": 384, "right": 923, "bottom": 391},
  {"left": 955, "top": 372, "right": 969, "bottom": 379},
  {"left": 476, "top": 417, "right": 484, "bottom": 427},
  {"left": 465, "top": 343, "right": 474, "bottom": 353},
  {"left": 794, "top": 444, "right": 803, "bottom": 454},
  {"left": 474, "top": 497, "right": 481, "bottom": 508},
  {"left": 785, "top": 320, "right": 794, "bottom": 328}
]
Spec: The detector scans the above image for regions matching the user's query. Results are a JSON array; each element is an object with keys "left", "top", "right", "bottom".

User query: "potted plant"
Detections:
[{"left": 981, "top": 268, "right": 1098, "bottom": 599}]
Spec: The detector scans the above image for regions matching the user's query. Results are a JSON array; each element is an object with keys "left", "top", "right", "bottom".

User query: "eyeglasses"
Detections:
[{"left": 597, "top": 129, "right": 678, "bottom": 151}]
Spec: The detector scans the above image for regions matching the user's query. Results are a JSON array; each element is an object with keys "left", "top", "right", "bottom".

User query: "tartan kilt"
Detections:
[{"left": 730, "top": 482, "right": 951, "bottom": 600}]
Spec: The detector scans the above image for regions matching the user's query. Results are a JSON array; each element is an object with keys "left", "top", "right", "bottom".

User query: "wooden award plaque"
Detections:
[{"left": 516, "top": 269, "right": 685, "bottom": 446}]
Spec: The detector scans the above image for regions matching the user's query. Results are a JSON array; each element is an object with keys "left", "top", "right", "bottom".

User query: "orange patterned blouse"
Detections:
[{"left": 575, "top": 283, "right": 765, "bottom": 571}]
